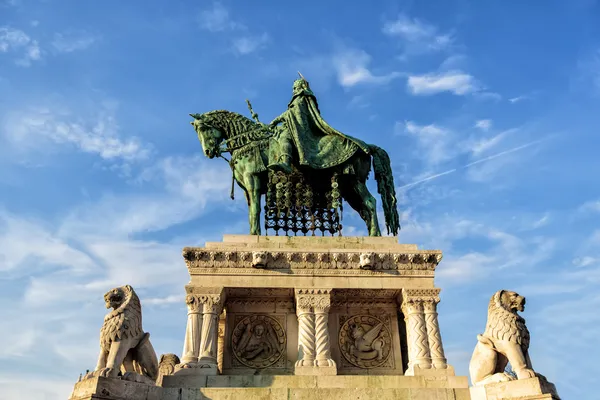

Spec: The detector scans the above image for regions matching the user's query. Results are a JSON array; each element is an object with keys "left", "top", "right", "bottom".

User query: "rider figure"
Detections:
[{"left": 267, "top": 73, "right": 370, "bottom": 174}]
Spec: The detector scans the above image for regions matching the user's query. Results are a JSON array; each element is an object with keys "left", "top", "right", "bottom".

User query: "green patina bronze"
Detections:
[{"left": 190, "top": 74, "right": 400, "bottom": 237}]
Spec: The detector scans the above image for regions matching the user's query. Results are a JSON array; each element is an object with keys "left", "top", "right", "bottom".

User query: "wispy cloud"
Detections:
[
  {"left": 3, "top": 105, "right": 151, "bottom": 163},
  {"left": 0, "top": 26, "right": 41, "bottom": 66},
  {"left": 197, "top": 2, "right": 268, "bottom": 55},
  {"left": 474, "top": 119, "right": 492, "bottom": 131},
  {"left": 578, "top": 199, "right": 600, "bottom": 214},
  {"left": 577, "top": 48, "right": 600, "bottom": 93},
  {"left": 398, "top": 138, "right": 546, "bottom": 189},
  {"left": 467, "top": 129, "right": 514, "bottom": 156},
  {"left": 382, "top": 14, "right": 453, "bottom": 53},
  {"left": 232, "top": 33, "right": 269, "bottom": 55},
  {"left": 509, "top": 95, "right": 529, "bottom": 103},
  {"left": 332, "top": 47, "right": 402, "bottom": 87},
  {"left": 400, "top": 120, "right": 452, "bottom": 164},
  {"left": 52, "top": 31, "right": 97, "bottom": 53},
  {"left": 407, "top": 70, "right": 478, "bottom": 95},
  {"left": 197, "top": 2, "right": 241, "bottom": 32}
]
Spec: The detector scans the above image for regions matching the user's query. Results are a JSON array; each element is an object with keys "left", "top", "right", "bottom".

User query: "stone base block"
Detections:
[
  {"left": 71, "top": 375, "right": 470, "bottom": 399},
  {"left": 406, "top": 364, "right": 456, "bottom": 377},
  {"left": 69, "top": 376, "right": 161, "bottom": 400},
  {"left": 294, "top": 365, "right": 337, "bottom": 376},
  {"left": 470, "top": 376, "right": 560, "bottom": 400}
]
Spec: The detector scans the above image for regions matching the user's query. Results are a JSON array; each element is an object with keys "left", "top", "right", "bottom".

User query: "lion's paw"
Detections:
[
  {"left": 516, "top": 368, "right": 536, "bottom": 379},
  {"left": 97, "top": 367, "right": 116, "bottom": 378}
]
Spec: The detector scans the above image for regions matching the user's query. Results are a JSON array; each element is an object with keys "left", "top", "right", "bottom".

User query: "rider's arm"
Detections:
[{"left": 270, "top": 114, "right": 285, "bottom": 127}]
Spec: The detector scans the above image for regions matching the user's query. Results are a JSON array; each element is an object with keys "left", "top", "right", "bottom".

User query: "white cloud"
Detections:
[
  {"left": 467, "top": 129, "right": 513, "bottom": 156},
  {"left": 3, "top": 106, "right": 151, "bottom": 163},
  {"left": 232, "top": 33, "right": 269, "bottom": 55},
  {"left": 401, "top": 120, "right": 451, "bottom": 165},
  {"left": 509, "top": 95, "right": 528, "bottom": 103},
  {"left": 52, "top": 32, "right": 97, "bottom": 53},
  {"left": 60, "top": 155, "right": 231, "bottom": 238},
  {"left": 474, "top": 119, "right": 492, "bottom": 131},
  {"left": 198, "top": 2, "right": 242, "bottom": 32},
  {"left": 383, "top": 14, "right": 453, "bottom": 52},
  {"left": 0, "top": 26, "right": 41, "bottom": 66},
  {"left": 332, "top": 47, "right": 402, "bottom": 87},
  {"left": 0, "top": 212, "right": 95, "bottom": 273},
  {"left": 579, "top": 200, "right": 600, "bottom": 214},
  {"left": 407, "top": 70, "right": 478, "bottom": 95}
]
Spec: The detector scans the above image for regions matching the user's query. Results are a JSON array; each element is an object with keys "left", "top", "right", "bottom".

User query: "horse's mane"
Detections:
[{"left": 197, "top": 110, "right": 257, "bottom": 137}]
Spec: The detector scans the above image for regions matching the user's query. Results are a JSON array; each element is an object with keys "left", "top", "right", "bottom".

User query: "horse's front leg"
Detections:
[{"left": 247, "top": 175, "right": 262, "bottom": 236}]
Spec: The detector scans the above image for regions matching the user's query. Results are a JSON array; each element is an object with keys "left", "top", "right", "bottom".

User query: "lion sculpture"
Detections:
[
  {"left": 469, "top": 290, "right": 535, "bottom": 386},
  {"left": 88, "top": 285, "right": 159, "bottom": 382},
  {"left": 156, "top": 353, "right": 180, "bottom": 386}
]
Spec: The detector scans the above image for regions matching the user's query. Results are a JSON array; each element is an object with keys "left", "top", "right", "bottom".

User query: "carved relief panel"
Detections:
[
  {"left": 338, "top": 314, "right": 394, "bottom": 369},
  {"left": 231, "top": 314, "right": 287, "bottom": 369}
]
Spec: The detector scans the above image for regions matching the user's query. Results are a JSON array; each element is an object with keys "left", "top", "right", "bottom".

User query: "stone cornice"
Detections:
[{"left": 182, "top": 247, "right": 442, "bottom": 273}]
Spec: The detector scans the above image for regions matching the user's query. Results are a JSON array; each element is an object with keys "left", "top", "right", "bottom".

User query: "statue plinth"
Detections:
[
  {"left": 69, "top": 376, "right": 160, "bottom": 400},
  {"left": 470, "top": 376, "right": 560, "bottom": 400},
  {"left": 160, "top": 234, "right": 468, "bottom": 399}
]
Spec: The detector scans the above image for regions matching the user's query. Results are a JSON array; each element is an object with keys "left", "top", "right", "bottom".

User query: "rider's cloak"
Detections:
[{"left": 280, "top": 88, "right": 371, "bottom": 169}]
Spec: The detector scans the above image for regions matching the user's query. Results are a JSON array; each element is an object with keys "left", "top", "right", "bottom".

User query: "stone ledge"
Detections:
[
  {"left": 470, "top": 376, "right": 560, "bottom": 400},
  {"left": 70, "top": 375, "right": 471, "bottom": 400},
  {"left": 182, "top": 248, "right": 442, "bottom": 272},
  {"left": 163, "top": 374, "right": 469, "bottom": 389},
  {"left": 69, "top": 376, "right": 161, "bottom": 400}
]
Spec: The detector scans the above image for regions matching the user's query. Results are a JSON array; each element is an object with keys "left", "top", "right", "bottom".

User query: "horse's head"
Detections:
[{"left": 190, "top": 113, "right": 224, "bottom": 159}]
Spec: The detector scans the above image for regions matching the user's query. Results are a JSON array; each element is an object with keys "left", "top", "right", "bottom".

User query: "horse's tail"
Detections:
[{"left": 369, "top": 145, "right": 400, "bottom": 236}]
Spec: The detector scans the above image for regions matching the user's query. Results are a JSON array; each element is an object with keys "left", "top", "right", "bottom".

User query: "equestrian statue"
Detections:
[{"left": 190, "top": 73, "right": 400, "bottom": 237}]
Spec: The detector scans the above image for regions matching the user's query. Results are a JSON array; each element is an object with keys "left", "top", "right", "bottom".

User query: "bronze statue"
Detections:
[{"left": 190, "top": 74, "right": 399, "bottom": 237}]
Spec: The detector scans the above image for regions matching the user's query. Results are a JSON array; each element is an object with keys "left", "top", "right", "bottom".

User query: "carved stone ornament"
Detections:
[
  {"left": 231, "top": 315, "right": 286, "bottom": 369},
  {"left": 86, "top": 285, "right": 159, "bottom": 382},
  {"left": 339, "top": 315, "right": 392, "bottom": 369},
  {"left": 359, "top": 252, "right": 375, "bottom": 269},
  {"left": 251, "top": 251, "right": 267, "bottom": 268}
]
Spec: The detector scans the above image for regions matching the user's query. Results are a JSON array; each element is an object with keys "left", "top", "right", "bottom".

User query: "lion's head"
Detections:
[
  {"left": 104, "top": 286, "right": 128, "bottom": 310},
  {"left": 499, "top": 290, "right": 526, "bottom": 313},
  {"left": 359, "top": 252, "right": 375, "bottom": 269},
  {"left": 483, "top": 290, "right": 530, "bottom": 348},
  {"left": 100, "top": 285, "right": 143, "bottom": 350},
  {"left": 252, "top": 251, "right": 267, "bottom": 268}
]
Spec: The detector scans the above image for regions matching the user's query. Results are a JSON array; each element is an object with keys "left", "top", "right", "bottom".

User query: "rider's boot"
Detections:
[{"left": 268, "top": 155, "right": 292, "bottom": 174}]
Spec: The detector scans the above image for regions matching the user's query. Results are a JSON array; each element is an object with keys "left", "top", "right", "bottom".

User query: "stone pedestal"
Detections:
[
  {"left": 164, "top": 235, "right": 465, "bottom": 399},
  {"left": 470, "top": 377, "right": 560, "bottom": 400},
  {"left": 69, "top": 235, "right": 473, "bottom": 400},
  {"left": 69, "top": 376, "right": 161, "bottom": 400}
]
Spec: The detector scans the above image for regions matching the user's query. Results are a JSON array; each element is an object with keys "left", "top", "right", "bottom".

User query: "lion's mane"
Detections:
[
  {"left": 483, "top": 290, "right": 530, "bottom": 350},
  {"left": 100, "top": 285, "right": 143, "bottom": 351}
]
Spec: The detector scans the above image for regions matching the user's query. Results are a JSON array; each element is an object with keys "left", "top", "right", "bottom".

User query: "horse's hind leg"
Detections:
[
  {"left": 247, "top": 176, "right": 262, "bottom": 236},
  {"left": 342, "top": 180, "right": 381, "bottom": 237}
]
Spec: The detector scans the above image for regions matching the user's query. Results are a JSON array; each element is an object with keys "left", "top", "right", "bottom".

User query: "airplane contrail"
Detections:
[{"left": 397, "top": 138, "right": 546, "bottom": 190}]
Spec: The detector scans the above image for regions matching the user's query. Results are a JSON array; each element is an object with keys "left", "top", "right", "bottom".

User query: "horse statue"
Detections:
[{"left": 189, "top": 109, "right": 400, "bottom": 237}]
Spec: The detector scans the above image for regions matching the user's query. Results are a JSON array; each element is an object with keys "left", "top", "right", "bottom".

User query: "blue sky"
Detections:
[{"left": 1, "top": 0, "right": 599, "bottom": 398}]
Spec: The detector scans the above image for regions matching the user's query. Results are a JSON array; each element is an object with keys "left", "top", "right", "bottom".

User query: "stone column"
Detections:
[
  {"left": 313, "top": 295, "right": 336, "bottom": 372},
  {"left": 217, "top": 312, "right": 226, "bottom": 374},
  {"left": 181, "top": 294, "right": 203, "bottom": 364},
  {"left": 197, "top": 293, "right": 225, "bottom": 373},
  {"left": 294, "top": 293, "right": 316, "bottom": 369},
  {"left": 294, "top": 289, "right": 336, "bottom": 375},
  {"left": 402, "top": 296, "right": 432, "bottom": 374},
  {"left": 423, "top": 298, "right": 448, "bottom": 369}
]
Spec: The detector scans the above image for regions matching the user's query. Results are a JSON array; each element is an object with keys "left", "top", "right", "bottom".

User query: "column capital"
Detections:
[
  {"left": 400, "top": 288, "right": 441, "bottom": 312},
  {"left": 294, "top": 288, "right": 332, "bottom": 313}
]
